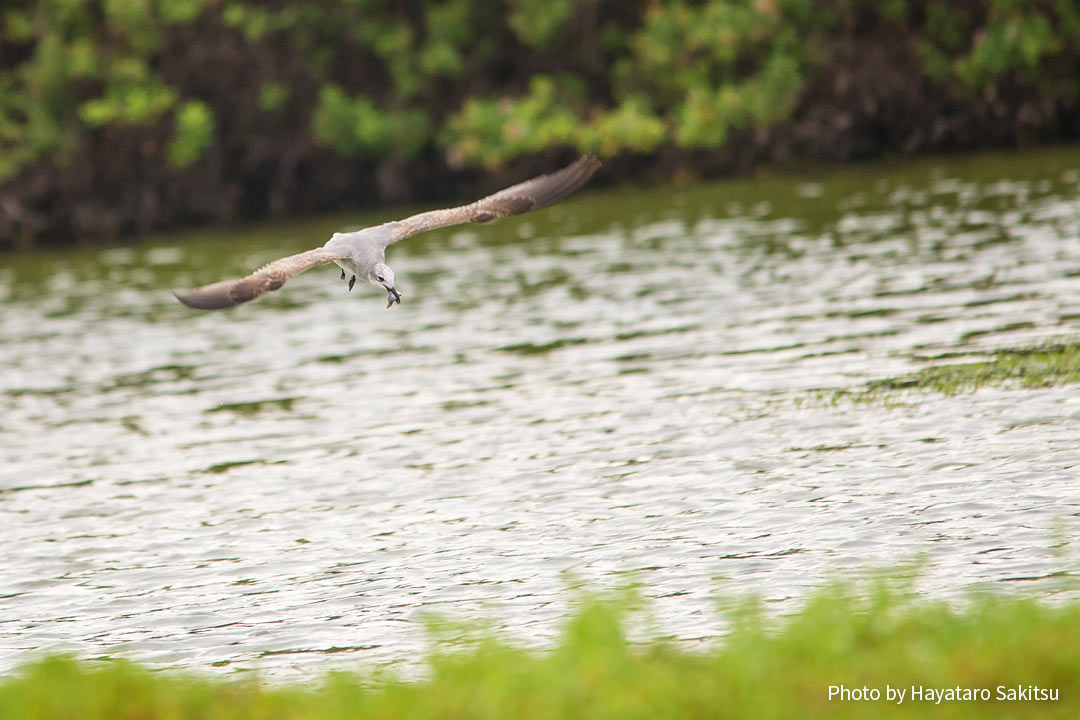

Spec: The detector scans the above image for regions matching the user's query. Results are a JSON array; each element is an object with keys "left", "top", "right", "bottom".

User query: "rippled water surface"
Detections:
[{"left": 4, "top": 149, "right": 1080, "bottom": 676}]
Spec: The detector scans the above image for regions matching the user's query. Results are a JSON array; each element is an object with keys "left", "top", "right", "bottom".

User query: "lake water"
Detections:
[{"left": 3, "top": 148, "right": 1080, "bottom": 677}]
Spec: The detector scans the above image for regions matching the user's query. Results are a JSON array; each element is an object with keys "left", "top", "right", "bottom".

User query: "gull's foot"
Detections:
[
  {"left": 348, "top": 275, "right": 356, "bottom": 291},
  {"left": 340, "top": 269, "right": 346, "bottom": 280}
]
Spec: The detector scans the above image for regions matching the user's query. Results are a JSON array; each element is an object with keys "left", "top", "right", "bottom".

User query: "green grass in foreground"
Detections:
[
  {"left": 816, "top": 343, "right": 1080, "bottom": 406},
  {"left": 2, "top": 578, "right": 1079, "bottom": 719}
]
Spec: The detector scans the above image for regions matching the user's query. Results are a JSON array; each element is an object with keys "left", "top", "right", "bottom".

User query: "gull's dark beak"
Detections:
[{"left": 386, "top": 286, "right": 402, "bottom": 308}]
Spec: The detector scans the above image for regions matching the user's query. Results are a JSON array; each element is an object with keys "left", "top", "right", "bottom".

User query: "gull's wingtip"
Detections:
[
  {"left": 173, "top": 283, "right": 239, "bottom": 311},
  {"left": 580, "top": 154, "right": 602, "bottom": 171},
  {"left": 174, "top": 289, "right": 213, "bottom": 311},
  {"left": 173, "top": 290, "right": 198, "bottom": 309},
  {"left": 563, "top": 154, "right": 602, "bottom": 187}
]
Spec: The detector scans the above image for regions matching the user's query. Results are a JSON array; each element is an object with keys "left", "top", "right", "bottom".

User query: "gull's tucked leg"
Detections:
[
  {"left": 340, "top": 269, "right": 346, "bottom": 280},
  {"left": 348, "top": 275, "right": 356, "bottom": 291}
]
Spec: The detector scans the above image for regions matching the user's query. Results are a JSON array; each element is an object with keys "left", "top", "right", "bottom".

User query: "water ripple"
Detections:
[{"left": 3, "top": 149, "right": 1080, "bottom": 677}]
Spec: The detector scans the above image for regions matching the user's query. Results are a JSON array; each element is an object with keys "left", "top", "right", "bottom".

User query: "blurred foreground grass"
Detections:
[{"left": 2, "top": 577, "right": 1079, "bottom": 719}]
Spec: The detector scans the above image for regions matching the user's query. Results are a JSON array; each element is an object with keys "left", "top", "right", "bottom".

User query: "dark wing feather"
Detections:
[
  {"left": 389, "top": 155, "right": 601, "bottom": 244},
  {"left": 174, "top": 247, "right": 347, "bottom": 311}
]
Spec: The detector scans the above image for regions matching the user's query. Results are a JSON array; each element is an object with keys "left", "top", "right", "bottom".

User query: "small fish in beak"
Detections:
[{"left": 386, "top": 287, "right": 402, "bottom": 308}]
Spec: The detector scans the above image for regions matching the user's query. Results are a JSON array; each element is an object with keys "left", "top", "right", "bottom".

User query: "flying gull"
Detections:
[{"left": 175, "top": 155, "right": 601, "bottom": 310}]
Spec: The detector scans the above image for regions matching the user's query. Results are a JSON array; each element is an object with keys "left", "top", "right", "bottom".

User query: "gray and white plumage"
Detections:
[{"left": 174, "top": 155, "right": 601, "bottom": 311}]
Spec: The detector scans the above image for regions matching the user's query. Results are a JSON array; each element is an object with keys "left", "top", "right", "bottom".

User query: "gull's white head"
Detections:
[{"left": 368, "top": 262, "right": 401, "bottom": 308}]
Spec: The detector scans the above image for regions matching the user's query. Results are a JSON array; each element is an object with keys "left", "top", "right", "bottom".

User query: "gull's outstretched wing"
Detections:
[
  {"left": 388, "top": 155, "right": 601, "bottom": 245},
  {"left": 174, "top": 247, "right": 347, "bottom": 310}
]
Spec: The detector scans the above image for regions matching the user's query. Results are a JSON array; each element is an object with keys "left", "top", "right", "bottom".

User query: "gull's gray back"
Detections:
[{"left": 324, "top": 223, "right": 393, "bottom": 269}]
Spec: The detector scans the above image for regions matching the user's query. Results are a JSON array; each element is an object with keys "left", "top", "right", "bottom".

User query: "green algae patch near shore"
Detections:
[
  {"left": 814, "top": 343, "right": 1080, "bottom": 407},
  {"left": 876, "top": 344, "right": 1080, "bottom": 395},
  {"left": 3, "top": 580, "right": 1080, "bottom": 719}
]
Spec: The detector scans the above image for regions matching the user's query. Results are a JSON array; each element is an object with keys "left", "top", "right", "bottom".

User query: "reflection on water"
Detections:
[{"left": 3, "top": 148, "right": 1080, "bottom": 676}]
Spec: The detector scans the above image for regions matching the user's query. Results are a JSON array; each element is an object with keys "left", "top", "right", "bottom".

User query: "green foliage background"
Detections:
[{"left": 1, "top": 0, "right": 1079, "bottom": 243}]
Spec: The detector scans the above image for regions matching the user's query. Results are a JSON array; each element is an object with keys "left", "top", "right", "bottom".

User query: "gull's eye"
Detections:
[{"left": 376, "top": 275, "right": 384, "bottom": 282}]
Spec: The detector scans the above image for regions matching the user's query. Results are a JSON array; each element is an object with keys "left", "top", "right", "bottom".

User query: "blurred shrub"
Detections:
[
  {"left": 442, "top": 75, "right": 581, "bottom": 167},
  {"left": 441, "top": 0, "right": 818, "bottom": 164},
  {"left": 508, "top": 0, "right": 585, "bottom": 49},
  {"left": 313, "top": 85, "right": 429, "bottom": 159},
  {"left": 578, "top": 96, "right": 667, "bottom": 156},
  {"left": 167, "top": 100, "right": 214, "bottom": 167},
  {"left": 1, "top": 0, "right": 1079, "bottom": 241},
  {"left": 77, "top": 60, "right": 177, "bottom": 128},
  {"left": 919, "top": 0, "right": 1080, "bottom": 93}
]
